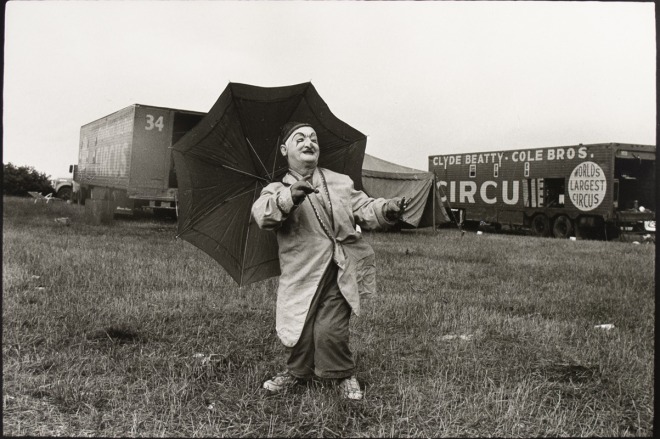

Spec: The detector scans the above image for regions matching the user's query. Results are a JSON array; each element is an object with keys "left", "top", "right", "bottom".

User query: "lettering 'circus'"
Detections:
[{"left": 567, "top": 161, "right": 606, "bottom": 211}]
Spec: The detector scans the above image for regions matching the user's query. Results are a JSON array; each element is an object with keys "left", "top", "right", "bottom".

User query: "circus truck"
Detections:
[
  {"left": 429, "top": 143, "right": 655, "bottom": 240},
  {"left": 71, "top": 104, "right": 205, "bottom": 217}
]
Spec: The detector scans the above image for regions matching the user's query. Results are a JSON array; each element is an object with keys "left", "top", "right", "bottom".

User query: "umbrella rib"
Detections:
[
  {"left": 176, "top": 186, "right": 260, "bottom": 237},
  {"left": 182, "top": 225, "right": 279, "bottom": 285},
  {"left": 271, "top": 141, "right": 283, "bottom": 179},
  {"left": 270, "top": 150, "right": 290, "bottom": 180},
  {"left": 188, "top": 227, "right": 243, "bottom": 277},
  {"left": 273, "top": 166, "right": 289, "bottom": 179},
  {"left": 239, "top": 181, "right": 258, "bottom": 286},
  {"left": 222, "top": 164, "right": 270, "bottom": 183},
  {"left": 246, "top": 137, "right": 272, "bottom": 180}
]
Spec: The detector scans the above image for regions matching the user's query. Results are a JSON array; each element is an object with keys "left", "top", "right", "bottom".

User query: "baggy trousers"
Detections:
[{"left": 286, "top": 262, "right": 355, "bottom": 379}]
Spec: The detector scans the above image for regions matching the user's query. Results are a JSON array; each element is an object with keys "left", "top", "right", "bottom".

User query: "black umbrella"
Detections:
[{"left": 172, "top": 82, "right": 367, "bottom": 286}]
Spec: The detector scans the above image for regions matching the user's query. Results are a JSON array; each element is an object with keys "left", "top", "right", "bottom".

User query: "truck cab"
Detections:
[{"left": 51, "top": 175, "right": 75, "bottom": 201}]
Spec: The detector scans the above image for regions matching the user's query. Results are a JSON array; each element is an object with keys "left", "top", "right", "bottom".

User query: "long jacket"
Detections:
[{"left": 251, "top": 167, "right": 393, "bottom": 347}]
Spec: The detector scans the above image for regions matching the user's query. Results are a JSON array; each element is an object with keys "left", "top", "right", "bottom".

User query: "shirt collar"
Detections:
[{"left": 288, "top": 167, "right": 316, "bottom": 181}]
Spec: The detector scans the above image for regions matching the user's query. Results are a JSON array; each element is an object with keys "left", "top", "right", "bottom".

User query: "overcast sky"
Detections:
[{"left": 3, "top": 1, "right": 656, "bottom": 180}]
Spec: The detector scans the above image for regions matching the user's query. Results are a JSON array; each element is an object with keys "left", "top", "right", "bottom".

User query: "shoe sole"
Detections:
[{"left": 263, "top": 381, "right": 284, "bottom": 392}]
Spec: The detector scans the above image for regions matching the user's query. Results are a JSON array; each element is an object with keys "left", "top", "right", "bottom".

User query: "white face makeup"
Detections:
[{"left": 280, "top": 126, "right": 319, "bottom": 173}]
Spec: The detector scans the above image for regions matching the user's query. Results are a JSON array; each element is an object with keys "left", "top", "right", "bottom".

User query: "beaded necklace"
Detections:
[
  {"left": 287, "top": 168, "right": 335, "bottom": 241},
  {"left": 317, "top": 169, "right": 334, "bottom": 230}
]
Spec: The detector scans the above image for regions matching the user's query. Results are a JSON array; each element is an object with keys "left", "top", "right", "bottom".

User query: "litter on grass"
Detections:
[
  {"left": 54, "top": 217, "right": 71, "bottom": 226},
  {"left": 192, "top": 353, "right": 219, "bottom": 365},
  {"left": 441, "top": 334, "right": 474, "bottom": 341},
  {"left": 594, "top": 324, "right": 615, "bottom": 330}
]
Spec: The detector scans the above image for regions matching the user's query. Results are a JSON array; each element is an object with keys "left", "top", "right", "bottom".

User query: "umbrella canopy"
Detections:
[{"left": 172, "top": 82, "right": 367, "bottom": 286}]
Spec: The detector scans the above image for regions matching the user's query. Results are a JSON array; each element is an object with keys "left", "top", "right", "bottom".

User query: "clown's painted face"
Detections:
[{"left": 280, "top": 126, "right": 319, "bottom": 171}]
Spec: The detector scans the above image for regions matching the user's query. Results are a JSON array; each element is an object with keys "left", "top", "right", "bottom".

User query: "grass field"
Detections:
[{"left": 2, "top": 196, "right": 654, "bottom": 437}]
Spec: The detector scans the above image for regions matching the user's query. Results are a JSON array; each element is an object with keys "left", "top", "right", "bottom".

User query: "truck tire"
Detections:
[
  {"left": 56, "top": 186, "right": 72, "bottom": 201},
  {"left": 531, "top": 214, "right": 551, "bottom": 237},
  {"left": 552, "top": 215, "right": 573, "bottom": 239}
]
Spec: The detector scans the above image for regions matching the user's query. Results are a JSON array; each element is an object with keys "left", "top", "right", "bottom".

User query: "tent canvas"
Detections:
[{"left": 361, "top": 153, "right": 450, "bottom": 228}]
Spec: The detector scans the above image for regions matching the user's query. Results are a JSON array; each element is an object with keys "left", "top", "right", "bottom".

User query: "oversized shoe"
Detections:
[
  {"left": 263, "top": 371, "right": 298, "bottom": 392},
  {"left": 339, "top": 376, "right": 363, "bottom": 400},
  {"left": 264, "top": 371, "right": 363, "bottom": 400}
]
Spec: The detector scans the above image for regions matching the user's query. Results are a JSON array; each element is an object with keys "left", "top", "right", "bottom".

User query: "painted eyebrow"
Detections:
[{"left": 292, "top": 132, "right": 317, "bottom": 139}]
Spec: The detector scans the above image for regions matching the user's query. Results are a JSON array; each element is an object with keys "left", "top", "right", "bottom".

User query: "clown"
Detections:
[{"left": 251, "top": 122, "right": 408, "bottom": 400}]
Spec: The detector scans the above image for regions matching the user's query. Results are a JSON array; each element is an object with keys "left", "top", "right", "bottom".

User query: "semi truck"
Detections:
[
  {"left": 72, "top": 104, "right": 205, "bottom": 215},
  {"left": 429, "top": 143, "right": 655, "bottom": 240}
]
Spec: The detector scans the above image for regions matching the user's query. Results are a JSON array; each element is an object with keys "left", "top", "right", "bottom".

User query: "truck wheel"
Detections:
[
  {"left": 552, "top": 215, "right": 573, "bottom": 239},
  {"left": 56, "top": 186, "right": 72, "bottom": 201},
  {"left": 531, "top": 214, "right": 551, "bottom": 237}
]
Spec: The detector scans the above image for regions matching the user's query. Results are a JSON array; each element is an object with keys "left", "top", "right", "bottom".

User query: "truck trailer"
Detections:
[
  {"left": 73, "top": 104, "right": 205, "bottom": 215},
  {"left": 429, "top": 143, "right": 655, "bottom": 240}
]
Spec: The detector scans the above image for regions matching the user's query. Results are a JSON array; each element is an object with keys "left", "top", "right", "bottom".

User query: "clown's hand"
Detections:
[
  {"left": 290, "top": 175, "right": 318, "bottom": 204},
  {"left": 384, "top": 197, "right": 410, "bottom": 221}
]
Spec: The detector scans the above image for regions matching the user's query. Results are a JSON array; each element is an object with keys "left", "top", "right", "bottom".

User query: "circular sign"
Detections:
[{"left": 568, "top": 161, "right": 607, "bottom": 211}]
